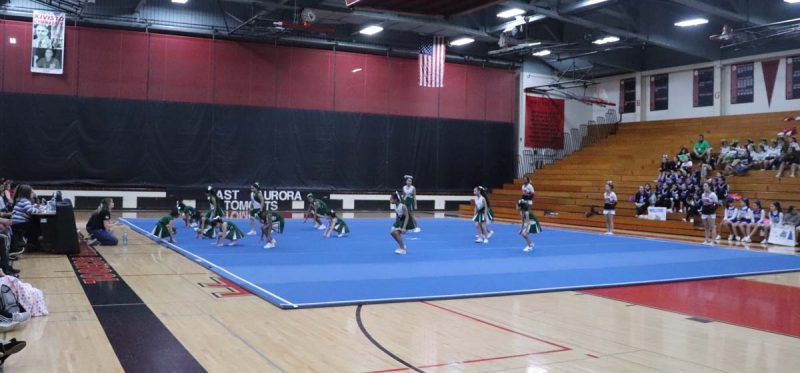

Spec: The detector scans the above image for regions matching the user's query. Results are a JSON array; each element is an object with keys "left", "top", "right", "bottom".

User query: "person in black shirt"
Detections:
[{"left": 86, "top": 198, "right": 118, "bottom": 246}]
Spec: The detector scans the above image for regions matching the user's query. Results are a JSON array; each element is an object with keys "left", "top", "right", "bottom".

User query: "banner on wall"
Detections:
[
  {"left": 524, "top": 96, "right": 564, "bottom": 149},
  {"left": 761, "top": 59, "right": 779, "bottom": 107},
  {"left": 31, "top": 10, "right": 65, "bottom": 75}
]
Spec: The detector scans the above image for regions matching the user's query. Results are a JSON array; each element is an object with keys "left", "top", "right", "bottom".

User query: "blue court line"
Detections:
[{"left": 121, "top": 217, "right": 800, "bottom": 309}]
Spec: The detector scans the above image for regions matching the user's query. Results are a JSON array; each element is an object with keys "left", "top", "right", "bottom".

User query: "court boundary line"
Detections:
[{"left": 119, "top": 218, "right": 298, "bottom": 309}]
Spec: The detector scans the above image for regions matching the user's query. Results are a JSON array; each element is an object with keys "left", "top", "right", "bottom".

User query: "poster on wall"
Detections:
[
  {"left": 619, "top": 78, "right": 636, "bottom": 114},
  {"left": 650, "top": 74, "right": 668, "bottom": 111},
  {"left": 31, "top": 10, "right": 65, "bottom": 75},
  {"left": 524, "top": 96, "right": 564, "bottom": 149},
  {"left": 788, "top": 56, "right": 800, "bottom": 100},
  {"left": 693, "top": 67, "right": 714, "bottom": 107},
  {"left": 730, "top": 62, "right": 754, "bottom": 104}
]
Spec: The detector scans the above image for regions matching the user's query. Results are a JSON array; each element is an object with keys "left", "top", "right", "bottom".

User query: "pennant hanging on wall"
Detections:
[{"left": 761, "top": 59, "right": 779, "bottom": 107}]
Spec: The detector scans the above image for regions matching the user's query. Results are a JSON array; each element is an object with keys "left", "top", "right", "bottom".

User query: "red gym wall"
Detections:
[{"left": 0, "top": 20, "right": 516, "bottom": 123}]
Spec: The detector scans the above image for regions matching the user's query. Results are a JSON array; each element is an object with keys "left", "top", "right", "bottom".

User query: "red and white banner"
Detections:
[{"left": 524, "top": 96, "right": 564, "bottom": 149}]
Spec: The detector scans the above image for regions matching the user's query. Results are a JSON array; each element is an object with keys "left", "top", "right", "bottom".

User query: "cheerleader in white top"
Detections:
[
  {"left": 700, "top": 182, "right": 720, "bottom": 245},
  {"left": 716, "top": 199, "right": 739, "bottom": 241},
  {"left": 521, "top": 176, "right": 534, "bottom": 206},
  {"left": 744, "top": 200, "right": 766, "bottom": 243},
  {"left": 733, "top": 198, "right": 753, "bottom": 242},
  {"left": 603, "top": 183, "right": 617, "bottom": 235},
  {"left": 473, "top": 186, "right": 493, "bottom": 243},
  {"left": 402, "top": 175, "right": 421, "bottom": 232},
  {"left": 760, "top": 202, "right": 784, "bottom": 244},
  {"left": 248, "top": 182, "right": 266, "bottom": 236},
  {"left": 389, "top": 192, "right": 414, "bottom": 255}
]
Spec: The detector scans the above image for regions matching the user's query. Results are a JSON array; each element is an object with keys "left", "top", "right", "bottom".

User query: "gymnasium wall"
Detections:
[
  {"left": 0, "top": 20, "right": 518, "bottom": 191},
  {"left": 588, "top": 48, "right": 800, "bottom": 123}
]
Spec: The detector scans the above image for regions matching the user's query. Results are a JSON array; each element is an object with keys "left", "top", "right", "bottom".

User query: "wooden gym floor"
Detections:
[{"left": 5, "top": 211, "right": 800, "bottom": 373}]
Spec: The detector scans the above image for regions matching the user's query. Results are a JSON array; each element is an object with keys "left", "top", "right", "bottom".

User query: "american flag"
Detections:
[{"left": 419, "top": 36, "right": 446, "bottom": 87}]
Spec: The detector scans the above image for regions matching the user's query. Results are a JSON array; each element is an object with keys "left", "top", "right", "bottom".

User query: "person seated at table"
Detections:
[
  {"left": 9, "top": 185, "right": 43, "bottom": 251},
  {"left": 86, "top": 198, "right": 118, "bottom": 246}
]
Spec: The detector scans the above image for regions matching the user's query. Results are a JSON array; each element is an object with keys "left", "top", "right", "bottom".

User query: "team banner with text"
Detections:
[
  {"left": 31, "top": 10, "right": 65, "bottom": 75},
  {"left": 524, "top": 96, "right": 564, "bottom": 149}
]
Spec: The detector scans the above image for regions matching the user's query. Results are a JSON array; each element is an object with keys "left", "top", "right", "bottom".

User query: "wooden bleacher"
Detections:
[{"left": 459, "top": 111, "right": 800, "bottom": 239}]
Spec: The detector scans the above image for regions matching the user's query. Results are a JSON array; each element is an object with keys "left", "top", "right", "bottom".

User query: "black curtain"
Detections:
[{"left": 0, "top": 93, "right": 515, "bottom": 192}]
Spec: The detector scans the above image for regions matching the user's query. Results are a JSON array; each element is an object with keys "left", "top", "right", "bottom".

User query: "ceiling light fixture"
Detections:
[
  {"left": 359, "top": 25, "right": 383, "bottom": 35},
  {"left": 675, "top": 18, "right": 709, "bottom": 27},
  {"left": 593, "top": 36, "right": 620, "bottom": 45},
  {"left": 171, "top": 0, "right": 189, "bottom": 4},
  {"left": 533, "top": 49, "right": 551, "bottom": 57},
  {"left": 497, "top": 8, "right": 526, "bottom": 18},
  {"left": 503, "top": 15, "right": 547, "bottom": 32},
  {"left": 582, "top": 0, "right": 609, "bottom": 6},
  {"left": 785, "top": 0, "right": 800, "bottom": 3},
  {"left": 450, "top": 37, "right": 475, "bottom": 46},
  {"left": 352, "top": 68, "right": 362, "bottom": 73}
]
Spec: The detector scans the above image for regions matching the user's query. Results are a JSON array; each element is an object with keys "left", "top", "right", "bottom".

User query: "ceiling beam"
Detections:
[
  {"left": 667, "top": 0, "right": 770, "bottom": 25},
  {"left": 505, "top": 1, "right": 717, "bottom": 60}
]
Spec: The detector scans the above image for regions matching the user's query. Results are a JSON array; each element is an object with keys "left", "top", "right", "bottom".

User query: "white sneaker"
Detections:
[
  {"left": 190, "top": 222, "right": 198, "bottom": 228},
  {"left": 317, "top": 225, "right": 327, "bottom": 230},
  {"left": 487, "top": 230, "right": 494, "bottom": 239},
  {"left": 727, "top": 235, "right": 733, "bottom": 241},
  {"left": 482, "top": 238, "right": 489, "bottom": 244},
  {"left": 246, "top": 230, "right": 257, "bottom": 236},
  {"left": 761, "top": 238, "right": 769, "bottom": 244},
  {"left": 523, "top": 245, "right": 533, "bottom": 252},
  {"left": 743, "top": 237, "right": 751, "bottom": 243},
  {"left": 715, "top": 234, "right": 721, "bottom": 240},
  {"left": 413, "top": 227, "right": 421, "bottom": 233},
  {"left": 313, "top": 223, "right": 319, "bottom": 228},
  {"left": 337, "top": 233, "right": 344, "bottom": 238},
  {"left": 702, "top": 241, "right": 713, "bottom": 246},
  {"left": 604, "top": 231, "right": 614, "bottom": 235},
  {"left": 475, "top": 236, "right": 484, "bottom": 243},
  {"left": 227, "top": 241, "right": 236, "bottom": 246},
  {"left": 264, "top": 242, "right": 274, "bottom": 249},
  {"left": 394, "top": 247, "right": 407, "bottom": 255},
  {"left": 736, "top": 236, "right": 742, "bottom": 242},
  {"left": 689, "top": 218, "right": 694, "bottom": 223},
  {"left": 270, "top": 238, "right": 276, "bottom": 245}
]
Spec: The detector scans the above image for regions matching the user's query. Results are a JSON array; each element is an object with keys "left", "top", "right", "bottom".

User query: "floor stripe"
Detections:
[
  {"left": 583, "top": 278, "right": 800, "bottom": 338},
  {"left": 69, "top": 241, "right": 206, "bottom": 372},
  {"left": 356, "top": 305, "right": 424, "bottom": 373}
]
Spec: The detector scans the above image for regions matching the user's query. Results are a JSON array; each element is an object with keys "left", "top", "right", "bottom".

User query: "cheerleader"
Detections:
[
  {"left": 176, "top": 201, "right": 199, "bottom": 228},
  {"left": 745, "top": 200, "right": 766, "bottom": 243},
  {"left": 259, "top": 211, "right": 285, "bottom": 249},
  {"left": 700, "top": 182, "right": 719, "bottom": 245},
  {"left": 152, "top": 208, "right": 180, "bottom": 244},
  {"left": 603, "top": 183, "right": 617, "bottom": 235},
  {"left": 197, "top": 186, "right": 225, "bottom": 238},
  {"left": 305, "top": 194, "right": 328, "bottom": 230},
  {"left": 733, "top": 198, "right": 753, "bottom": 242},
  {"left": 517, "top": 199, "right": 542, "bottom": 252},
  {"left": 715, "top": 199, "right": 738, "bottom": 241},
  {"left": 390, "top": 192, "right": 414, "bottom": 255},
  {"left": 323, "top": 209, "right": 350, "bottom": 238},
  {"left": 211, "top": 216, "right": 244, "bottom": 247},
  {"left": 760, "top": 202, "right": 783, "bottom": 244},
  {"left": 402, "top": 176, "right": 421, "bottom": 232},
  {"left": 473, "top": 187, "right": 492, "bottom": 243},
  {"left": 248, "top": 182, "right": 266, "bottom": 235}
]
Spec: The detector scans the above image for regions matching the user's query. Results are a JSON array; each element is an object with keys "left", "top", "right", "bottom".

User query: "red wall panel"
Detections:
[
  {"left": 148, "top": 34, "right": 212, "bottom": 103},
  {"left": 485, "top": 69, "right": 516, "bottom": 123},
  {"left": 213, "top": 40, "right": 279, "bottom": 107},
  {"left": 276, "top": 47, "right": 334, "bottom": 111},
  {"left": 439, "top": 63, "right": 467, "bottom": 119},
  {"left": 0, "top": 21, "right": 5, "bottom": 90},
  {"left": 333, "top": 51, "right": 389, "bottom": 114},
  {"left": 2, "top": 21, "right": 77, "bottom": 96},
  {"left": 388, "top": 57, "right": 438, "bottom": 117},
  {"left": 77, "top": 28, "right": 148, "bottom": 99},
  {"left": 464, "top": 65, "right": 487, "bottom": 121}
]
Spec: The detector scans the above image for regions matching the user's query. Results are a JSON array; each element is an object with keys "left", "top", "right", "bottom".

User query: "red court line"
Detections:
[
  {"left": 583, "top": 278, "right": 800, "bottom": 338},
  {"left": 364, "top": 301, "right": 571, "bottom": 373}
]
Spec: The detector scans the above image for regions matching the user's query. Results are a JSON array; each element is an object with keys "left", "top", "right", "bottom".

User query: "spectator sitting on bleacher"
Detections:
[
  {"left": 719, "top": 140, "right": 742, "bottom": 171},
  {"left": 659, "top": 154, "right": 676, "bottom": 179},
  {"left": 775, "top": 145, "right": 798, "bottom": 178},
  {"left": 692, "top": 134, "right": 712, "bottom": 163},
  {"left": 767, "top": 138, "right": 784, "bottom": 170},
  {"left": 714, "top": 139, "right": 730, "bottom": 169},
  {"left": 716, "top": 199, "right": 738, "bottom": 241},
  {"left": 733, "top": 198, "right": 753, "bottom": 242},
  {"left": 677, "top": 147, "right": 692, "bottom": 175},
  {"left": 782, "top": 206, "right": 800, "bottom": 246},
  {"left": 761, "top": 202, "right": 783, "bottom": 244},
  {"left": 634, "top": 185, "right": 649, "bottom": 217},
  {"left": 750, "top": 144, "right": 768, "bottom": 170},
  {"left": 744, "top": 200, "right": 766, "bottom": 243}
]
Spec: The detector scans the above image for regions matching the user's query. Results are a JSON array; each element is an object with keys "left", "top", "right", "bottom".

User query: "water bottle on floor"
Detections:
[{"left": 122, "top": 229, "right": 128, "bottom": 247}]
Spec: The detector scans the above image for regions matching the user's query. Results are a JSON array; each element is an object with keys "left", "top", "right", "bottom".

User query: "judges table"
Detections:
[{"left": 32, "top": 201, "right": 79, "bottom": 254}]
